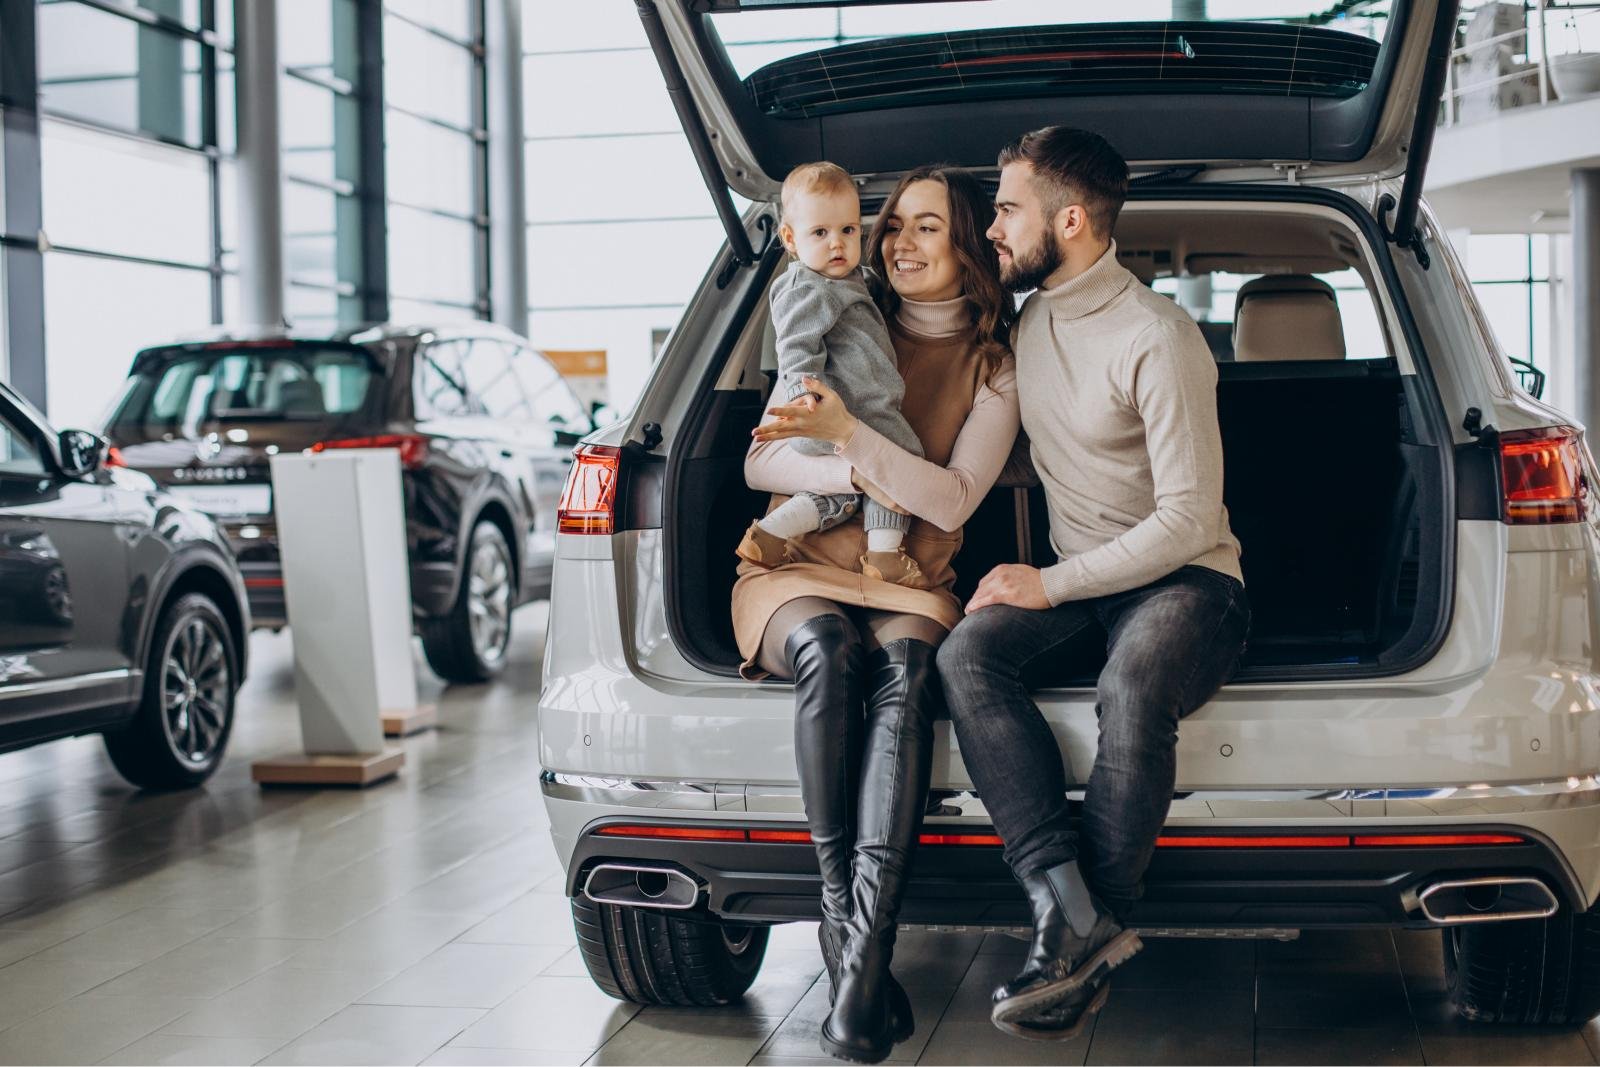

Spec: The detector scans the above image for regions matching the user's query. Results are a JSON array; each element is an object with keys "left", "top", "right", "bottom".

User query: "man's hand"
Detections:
[{"left": 966, "top": 564, "right": 1050, "bottom": 614}]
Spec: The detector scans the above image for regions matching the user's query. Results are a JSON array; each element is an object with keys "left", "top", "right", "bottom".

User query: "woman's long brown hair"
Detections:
[{"left": 865, "top": 165, "right": 1015, "bottom": 386}]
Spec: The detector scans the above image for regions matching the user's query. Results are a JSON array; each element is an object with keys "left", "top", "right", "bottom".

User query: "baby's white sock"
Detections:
[
  {"left": 866, "top": 528, "right": 904, "bottom": 554},
  {"left": 759, "top": 496, "right": 823, "bottom": 539}
]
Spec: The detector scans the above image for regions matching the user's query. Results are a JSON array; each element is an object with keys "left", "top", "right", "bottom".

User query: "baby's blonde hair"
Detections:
[{"left": 780, "top": 161, "right": 856, "bottom": 217}]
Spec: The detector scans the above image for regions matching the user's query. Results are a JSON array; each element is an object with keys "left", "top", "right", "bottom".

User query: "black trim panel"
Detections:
[{"left": 568, "top": 819, "right": 1585, "bottom": 929}]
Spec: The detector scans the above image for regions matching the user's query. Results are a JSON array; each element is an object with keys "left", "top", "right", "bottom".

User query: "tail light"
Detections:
[
  {"left": 1499, "top": 426, "right": 1588, "bottom": 525},
  {"left": 311, "top": 433, "right": 430, "bottom": 470},
  {"left": 558, "top": 444, "right": 622, "bottom": 535},
  {"left": 104, "top": 446, "right": 127, "bottom": 468}
]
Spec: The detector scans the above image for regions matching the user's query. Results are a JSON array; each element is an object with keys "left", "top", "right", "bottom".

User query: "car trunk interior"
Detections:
[{"left": 663, "top": 201, "right": 1451, "bottom": 683}]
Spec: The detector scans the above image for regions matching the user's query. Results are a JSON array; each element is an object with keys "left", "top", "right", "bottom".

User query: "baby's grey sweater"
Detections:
[{"left": 769, "top": 261, "right": 923, "bottom": 459}]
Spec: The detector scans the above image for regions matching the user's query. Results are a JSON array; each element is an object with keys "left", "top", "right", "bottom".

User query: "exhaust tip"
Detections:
[
  {"left": 1416, "top": 876, "right": 1559, "bottom": 925},
  {"left": 583, "top": 863, "right": 700, "bottom": 910}
]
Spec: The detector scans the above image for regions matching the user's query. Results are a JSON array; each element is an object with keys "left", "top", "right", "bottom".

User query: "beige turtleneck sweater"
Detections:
[
  {"left": 1018, "top": 241, "right": 1242, "bottom": 605},
  {"left": 745, "top": 296, "right": 1020, "bottom": 534}
]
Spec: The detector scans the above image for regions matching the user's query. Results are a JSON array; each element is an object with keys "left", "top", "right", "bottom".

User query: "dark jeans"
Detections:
[{"left": 937, "top": 565, "right": 1250, "bottom": 916}]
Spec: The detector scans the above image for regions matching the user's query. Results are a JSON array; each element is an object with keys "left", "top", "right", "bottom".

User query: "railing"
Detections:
[{"left": 1442, "top": 1, "right": 1600, "bottom": 126}]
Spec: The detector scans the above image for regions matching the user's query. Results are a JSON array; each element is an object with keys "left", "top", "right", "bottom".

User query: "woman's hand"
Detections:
[{"left": 751, "top": 376, "right": 859, "bottom": 449}]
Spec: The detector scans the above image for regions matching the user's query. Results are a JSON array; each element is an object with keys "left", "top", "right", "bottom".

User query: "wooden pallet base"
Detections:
[
  {"left": 251, "top": 749, "right": 405, "bottom": 787},
  {"left": 382, "top": 704, "right": 438, "bottom": 738}
]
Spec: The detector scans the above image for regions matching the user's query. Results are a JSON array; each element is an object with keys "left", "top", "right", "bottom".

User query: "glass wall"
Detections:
[
  {"left": 35, "top": 0, "right": 232, "bottom": 429},
  {"left": 279, "top": 0, "right": 367, "bottom": 330},
  {"left": 522, "top": 5, "right": 738, "bottom": 411},
  {"left": 383, "top": 0, "right": 488, "bottom": 323},
  {"left": 1464, "top": 234, "right": 1553, "bottom": 372}
]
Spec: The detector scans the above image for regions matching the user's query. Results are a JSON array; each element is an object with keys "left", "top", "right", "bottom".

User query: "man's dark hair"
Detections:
[{"left": 998, "top": 126, "right": 1129, "bottom": 240}]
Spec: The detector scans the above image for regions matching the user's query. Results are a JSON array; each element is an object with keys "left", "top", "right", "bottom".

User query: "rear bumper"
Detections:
[
  {"left": 543, "top": 773, "right": 1600, "bottom": 928},
  {"left": 238, "top": 563, "right": 286, "bottom": 628},
  {"left": 231, "top": 554, "right": 458, "bottom": 624},
  {"left": 560, "top": 815, "right": 1582, "bottom": 930}
]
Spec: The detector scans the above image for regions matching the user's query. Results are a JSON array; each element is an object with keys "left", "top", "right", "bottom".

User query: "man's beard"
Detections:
[{"left": 997, "top": 230, "right": 1063, "bottom": 294}]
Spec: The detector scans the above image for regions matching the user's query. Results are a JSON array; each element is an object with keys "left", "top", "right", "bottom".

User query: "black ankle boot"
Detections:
[
  {"left": 787, "top": 618, "right": 912, "bottom": 1046},
  {"left": 989, "top": 860, "right": 1143, "bottom": 1040},
  {"left": 820, "top": 640, "right": 937, "bottom": 1064}
]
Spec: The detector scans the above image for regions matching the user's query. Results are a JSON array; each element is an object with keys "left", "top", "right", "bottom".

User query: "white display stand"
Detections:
[{"left": 251, "top": 450, "right": 420, "bottom": 787}]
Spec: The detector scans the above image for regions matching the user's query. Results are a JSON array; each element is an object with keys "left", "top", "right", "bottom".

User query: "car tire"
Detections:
[
  {"left": 103, "top": 591, "right": 238, "bottom": 790},
  {"left": 571, "top": 896, "right": 769, "bottom": 1006},
  {"left": 1445, "top": 906, "right": 1600, "bottom": 1024},
  {"left": 421, "top": 519, "right": 515, "bottom": 684}
]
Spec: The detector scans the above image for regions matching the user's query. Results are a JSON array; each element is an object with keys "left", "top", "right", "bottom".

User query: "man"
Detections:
[{"left": 937, "top": 126, "right": 1251, "bottom": 1039}]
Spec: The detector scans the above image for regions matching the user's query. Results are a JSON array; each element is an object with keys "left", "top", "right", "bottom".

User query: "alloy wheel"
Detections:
[
  {"left": 721, "top": 925, "right": 756, "bottom": 956},
  {"left": 467, "top": 535, "right": 513, "bottom": 666},
  {"left": 161, "top": 616, "right": 231, "bottom": 765}
]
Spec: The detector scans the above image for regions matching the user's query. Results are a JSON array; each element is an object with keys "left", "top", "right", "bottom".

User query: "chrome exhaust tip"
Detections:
[
  {"left": 583, "top": 863, "right": 701, "bottom": 910},
  {"left": 1414, "top": 876, "right": 1559, "bottom": 925}
]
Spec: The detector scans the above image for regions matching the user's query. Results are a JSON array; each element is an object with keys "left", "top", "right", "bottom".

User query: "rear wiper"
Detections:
[{"left": 1131, "top": 165, "right": 1204, "bottom": 187}]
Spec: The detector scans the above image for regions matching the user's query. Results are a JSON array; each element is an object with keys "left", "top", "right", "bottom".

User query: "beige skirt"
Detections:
[{"left": 730, "top": 495, "right": 964, "bottom": 680}]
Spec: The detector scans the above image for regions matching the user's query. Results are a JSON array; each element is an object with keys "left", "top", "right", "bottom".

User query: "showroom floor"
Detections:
[{"left": 0, "top": 608, "right": 1597, "bottom": 1066}]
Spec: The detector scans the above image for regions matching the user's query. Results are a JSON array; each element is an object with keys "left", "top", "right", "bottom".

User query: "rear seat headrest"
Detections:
[{"left": 1232, "top": 274, "right": 1346, "bottom": 362}]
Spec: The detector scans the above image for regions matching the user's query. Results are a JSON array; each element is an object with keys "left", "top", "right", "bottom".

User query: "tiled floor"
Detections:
[{"left": 0, "top": 605, "right": 1597, "bottom": 1065}]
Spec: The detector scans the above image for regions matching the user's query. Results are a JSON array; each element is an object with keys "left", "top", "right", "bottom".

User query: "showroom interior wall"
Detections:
[
  {"left": 0, "top": 0, "right": 1577, "bottom": 426},
  {"left": 0, "top": 0, "right": 511, "bottom": 430}
]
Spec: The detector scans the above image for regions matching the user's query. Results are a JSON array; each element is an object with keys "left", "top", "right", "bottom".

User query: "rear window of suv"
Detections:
[
  {"left": 714, "top": 2, "right": 1391, "bottom": 116},
  {"left": 109, "top": 346, "right": 378, "bottom": 435}
]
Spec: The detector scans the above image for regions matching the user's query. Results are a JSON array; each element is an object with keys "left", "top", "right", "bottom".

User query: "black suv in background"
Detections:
[
  {"left": 103, "top": 323, "right": 592, "bottom": 683},
  {"left": 0, "top": 380, "right": 248, "bottom": 788}
]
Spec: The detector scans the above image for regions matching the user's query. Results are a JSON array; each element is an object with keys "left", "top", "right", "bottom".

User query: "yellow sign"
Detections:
[{"left": 543, "top": 349, "right": 607, "bottom": 377}]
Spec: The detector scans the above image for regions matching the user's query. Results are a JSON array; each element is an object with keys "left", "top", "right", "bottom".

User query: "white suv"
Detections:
[{"left": 541, "top": 0, "right": 1600, "bottom": 1026}]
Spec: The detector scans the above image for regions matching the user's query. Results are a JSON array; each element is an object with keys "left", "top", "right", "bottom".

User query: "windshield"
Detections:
[
  {"left": 108, "top": 346, "right": 379, "bottom": 438},
  {"left": 714, "top": 0, "right": 1392, "bottom": 116}
]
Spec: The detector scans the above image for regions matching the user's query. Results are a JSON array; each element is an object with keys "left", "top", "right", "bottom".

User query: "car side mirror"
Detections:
[{"left": 55, "top": 429, "right": 107, "bottom": 478}]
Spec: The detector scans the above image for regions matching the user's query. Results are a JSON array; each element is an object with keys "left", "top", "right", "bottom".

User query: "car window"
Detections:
[
  {"left": 460, "top": 339, "right": 531, "bottom": 420},
  {"left": 416, "top": 341, "right": 481, "bottom": 418},
  {"left": 1152, "top": 268, "right": 1390, "bottom": 362},
  {"left": 111, "top": 346, "right": 377, "bottom": 435},
  {"left": 0, "top": 412, "right": 47, "bottom": 478},
  {"left": 516, "top": 348, "right": 587, "bottom": 428}
]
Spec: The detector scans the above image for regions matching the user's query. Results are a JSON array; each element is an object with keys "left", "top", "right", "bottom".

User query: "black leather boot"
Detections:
[
  {"left": 787, "top": 617, "right": 913, "bottom": 1046},
  {"left": 820, "top": 639, "right": 937, "bottom": 1064},
  {"left": 989, "top": 860, "right": 1143, "bottom": 1040}
]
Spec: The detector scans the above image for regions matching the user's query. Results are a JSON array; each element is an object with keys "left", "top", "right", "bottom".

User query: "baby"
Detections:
[{"left": 735, "top": 161, "right": 926, "bottom": 587}]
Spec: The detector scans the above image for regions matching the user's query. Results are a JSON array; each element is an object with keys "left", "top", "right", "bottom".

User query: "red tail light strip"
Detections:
[
  {"left": 594, "top": 826, "right": 1527, "bottom": 849},
  {"left": 311, "top": 433, "right": 430, "bottom": 470},
  {"left": 1354, "top": 833, "right": 1526, "bottom": 847},
  {"left": 595, "top": 825, "right": 745, "bottom": 842},
  {"left": 1155, "top": 834, "right": 1349, "bottom": 848},
  {"left": 243, "top": 577, "right": 285, "bottom": 589}
]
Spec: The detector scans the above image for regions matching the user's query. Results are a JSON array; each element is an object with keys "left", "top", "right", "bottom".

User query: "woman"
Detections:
[{"left": 736, "top": 165, "right": 1020, "bottom": 1063}]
